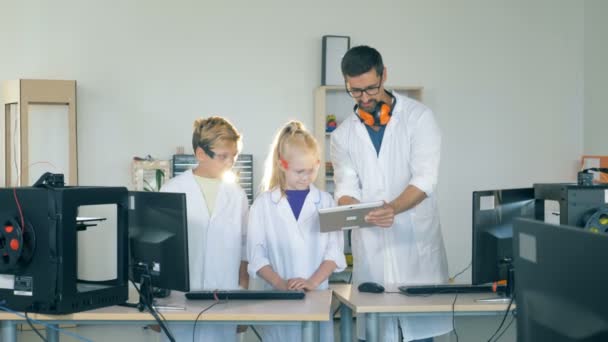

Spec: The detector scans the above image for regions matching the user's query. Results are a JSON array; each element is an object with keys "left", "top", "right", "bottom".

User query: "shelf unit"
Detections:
[
  {"left": 313, "top": 85, "right": 423, "bottom": 193},
  {"left": 171, "top": 154, "right": 254, "bottom": 205},
  {"left": 2, "top": 79, "right": 78, "bottom": 186}
]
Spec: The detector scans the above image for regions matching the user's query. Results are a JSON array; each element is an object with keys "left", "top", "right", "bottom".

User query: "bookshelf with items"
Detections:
[
  {"left": 172, "top": 154, "right": 254, "bottom": 205},
  {"left": 314, "top": 85, "right": 423, "bottom": 283}
]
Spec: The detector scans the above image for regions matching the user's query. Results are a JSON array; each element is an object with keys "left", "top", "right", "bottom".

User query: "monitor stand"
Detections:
[
  {"left": 475, "top": 294, "right": 512, "bottom": 303},
  {"left": 124, "top": 273, "right": 183, "bottom": 311}
]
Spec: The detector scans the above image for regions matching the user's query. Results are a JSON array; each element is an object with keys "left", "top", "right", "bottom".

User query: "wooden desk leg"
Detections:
[
  {"left": 302, "top": 321, "right": 320, "bottom": 342},
  {"left": 1, "top": 320, "right": 17, "bottom": 342},
  {"left": 340, "top": 304, "right": 353, "bottom": 342},
  {"left": 46, "top": 324, "right": 59, "bottom": 342},
  {"left": 365, "top": 312, "right": 379, "bottom": 342}
]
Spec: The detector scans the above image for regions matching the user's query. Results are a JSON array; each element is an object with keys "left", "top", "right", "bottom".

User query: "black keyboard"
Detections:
[
  {"left": 185, "top": 290, "right": 305, "bottom": 300},
  {"left": 399, "top": 284, "right": 504, "bottom": 295}
]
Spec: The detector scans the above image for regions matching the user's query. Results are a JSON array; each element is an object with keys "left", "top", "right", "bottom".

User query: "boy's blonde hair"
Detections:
[
  {"left": 192, "top": 116, "right": 242, "bottom": 154},
  {"left": 261, "top": 120, "right": 320, "bottom": 194}
]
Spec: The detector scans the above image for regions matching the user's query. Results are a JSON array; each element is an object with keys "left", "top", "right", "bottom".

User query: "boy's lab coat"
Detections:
[{"left": 161, "top": 169, "right": 248, "bottom": 342}]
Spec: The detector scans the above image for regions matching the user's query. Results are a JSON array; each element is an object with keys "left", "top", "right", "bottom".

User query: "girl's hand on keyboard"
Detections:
[{"left": 287, "top": 278, "right": 314, "bottom": 291}]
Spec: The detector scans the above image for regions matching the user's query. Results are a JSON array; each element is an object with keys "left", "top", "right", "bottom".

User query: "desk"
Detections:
[
  {"left": 0, "top": 290, "right": 332, "bottom": 342},
  {"left": 331, "top": 284, "right": 514, "bottom": 342}
]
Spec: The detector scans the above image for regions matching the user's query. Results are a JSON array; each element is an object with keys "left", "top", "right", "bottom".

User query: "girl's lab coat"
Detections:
[
  {"left": 161, "top": 169, "right": 248, "bottom": 342},
  {"left": 247, "top": 185, "right": 346, "bottom": 342},
  {"left": 330, "top": 91, "right": 452, "bottom": 341}
]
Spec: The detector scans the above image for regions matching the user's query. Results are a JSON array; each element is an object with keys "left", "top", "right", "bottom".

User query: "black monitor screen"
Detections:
[
  {"left": 514, "top": 218, "right": 608, "bottom": 341},
  {"left": 128, "top": 191, "right": 189, "bottom": 292},
  {"left": 472, "top": 188, "right": 535, "bottom": 285}
]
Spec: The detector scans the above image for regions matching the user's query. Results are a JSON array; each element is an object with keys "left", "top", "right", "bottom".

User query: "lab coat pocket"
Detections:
[
  {"left": 410, "top": 198, "right": 439, "bottom": 257},
  {"left": 411, "top": 214, "right": 441, "bottom": 256}
]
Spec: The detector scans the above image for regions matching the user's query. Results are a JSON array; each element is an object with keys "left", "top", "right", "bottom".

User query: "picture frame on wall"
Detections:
[{"left": 322, "top": 35, "right": 350, "bottom": 86}]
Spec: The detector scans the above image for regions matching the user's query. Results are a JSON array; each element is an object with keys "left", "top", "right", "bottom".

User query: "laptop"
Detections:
[{"left": 319, "top": 201, "right": 384, "bottom": 232}]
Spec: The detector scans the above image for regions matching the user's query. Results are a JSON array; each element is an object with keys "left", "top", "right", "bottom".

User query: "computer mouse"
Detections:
[{"left": 358, "top": 281, "right": 385, "bottom": 293}]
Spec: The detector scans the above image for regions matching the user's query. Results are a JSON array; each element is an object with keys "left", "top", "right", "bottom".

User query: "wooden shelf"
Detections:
[{"left": 2, "top": 79, "right": 78, "bottom": 186}]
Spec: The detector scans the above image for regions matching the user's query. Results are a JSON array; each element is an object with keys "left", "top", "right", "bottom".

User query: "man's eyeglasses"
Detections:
[{"left": 346, "top": 81, "right": 382, "bottom": 98}]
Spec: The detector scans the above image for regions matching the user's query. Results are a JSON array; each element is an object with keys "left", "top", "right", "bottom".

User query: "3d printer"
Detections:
[
  {"left": 0, "top": 174, "right": 128, "bottom": 314},
  {"left": 534, "top": 168, "right": 608, "bottom": 234}
]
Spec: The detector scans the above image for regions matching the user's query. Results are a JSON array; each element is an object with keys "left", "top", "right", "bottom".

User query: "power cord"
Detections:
[
  {"left": 130, "top": 265, "right": 175, "bottom": 337},
  {"left": 452, "top": 293, "right": 459, "bottom": 342},
  {"left": 449, "top": 262, "right": 472, "bottom": 283},
  {"left": 130, "top": 279, "right": 175, "bottom": 342},
  {"left": 486, "top": 295, "right": 515, "bottom": 342},
  {"left": 192, "top": 296, "right": 226, "bottom": 342},
  {"left": 493, "top": 310, "right": 516, "bottom": 341},
  {"left": 250, "top": 325, "right": 263, "bottom": 341},
  {"left": 24, "top": 311, "right": 47, "bottom": 342},
  {"left": 0, "top": 301, "right": 93, "bottom": 342}
]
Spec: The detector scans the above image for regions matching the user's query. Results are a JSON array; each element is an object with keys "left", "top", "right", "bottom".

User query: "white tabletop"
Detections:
[
  {"left": 0, "top": 290, "right": 333, "bottom": 322},
  {"left": 331, "top": 284, "right": 514, "bottom": 314}
]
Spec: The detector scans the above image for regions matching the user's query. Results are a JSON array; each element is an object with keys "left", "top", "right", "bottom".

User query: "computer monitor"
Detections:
[
  {"left": 471, "top": 188, "right": 535, "bottom": 286},
  {"left": 513, "top": 218, "right": 608, "bottom": 341},
  {"left": 128, "top": 191, "right": 190, "bottom": 307}
]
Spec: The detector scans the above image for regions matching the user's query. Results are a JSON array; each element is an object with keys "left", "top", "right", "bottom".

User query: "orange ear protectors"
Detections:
[
  {"left": 356, "top": 103, "right": 392, "bottom": 126},
  {"left": 354, "top": 92, "right": 395, "bottom": 127}
]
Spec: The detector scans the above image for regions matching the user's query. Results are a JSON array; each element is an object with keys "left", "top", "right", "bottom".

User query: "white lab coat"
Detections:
[
  {"left": 161, "top": 169, "right": 248, "bottom": 342},
  {"left": 247, "top": 185, "right": 347, "bottom": 342},
  {"left": 330, "top": 91, "right": 451, "bottom": 341}
]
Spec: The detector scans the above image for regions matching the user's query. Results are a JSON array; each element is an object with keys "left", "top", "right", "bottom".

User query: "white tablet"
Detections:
[{"left": 318, "top": 201, "right": 384, "bottom": 232}]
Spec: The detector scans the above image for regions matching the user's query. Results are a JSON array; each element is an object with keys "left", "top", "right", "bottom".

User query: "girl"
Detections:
[
  {"left": 247, "top": 121, "right": 346, "bottom": 342},
  {"left": 161, "top": 116, "right": 249, "bottom": 342}
]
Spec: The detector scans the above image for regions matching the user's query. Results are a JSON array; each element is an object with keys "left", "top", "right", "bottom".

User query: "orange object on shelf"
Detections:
[{"left": 581, "top": 155, "right": 608, "bottom": 183}]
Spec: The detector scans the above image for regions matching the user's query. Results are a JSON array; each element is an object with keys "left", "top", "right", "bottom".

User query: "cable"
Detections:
[
  {"left": 192, "top": 300, "right": 223, "bottom": 342},
  {"left": 449, "top": 262, "right": 472, "bottom": 283},
  {"left": 332, "top": 303, "right": 343, "bottom": 318},
  {"left": 0, "top": 302, "right": 93, "bottom": 342},
  {"left": 27, "top": 161, "right": 58, "bottom": 173},
  {"left": 130, "top": 279, "right": 175, "bottom": 342},
  {"left": 452, "top": 293, "right": 459, "bottom": 342},
  {"left": 129, "top": 265, "right": 174, "bottom": 338},
  {"left": 24, "top": 311, "right": 48, "bottom": 342},
  {"left": 486, "top": 295, "right": 515, "bottom": 342},
  {"left": 130, "top": 279, "right": 174, "bottom": 341},
  {"left": 13, "top": 188, "right": 25, "bottom": 231},
  {"left": 142, "top": 290, "right": 174, "bottom": 342},
  {"left": 493, "top": 312, "right": 516, "bottom": 341},
  {"left": 250, "top": 325, "right": 263, "bottom": 341}
]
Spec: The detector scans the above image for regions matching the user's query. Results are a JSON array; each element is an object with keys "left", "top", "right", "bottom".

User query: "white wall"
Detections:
[
  {"left": 1, "top": 1, "right": 587, "bottom": 341},
  {"left": 0, "top": 0, "right": 585, "bottom": 277},
  {"left": 584, "top": 0, "right": 608, "bottom": 155}
]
